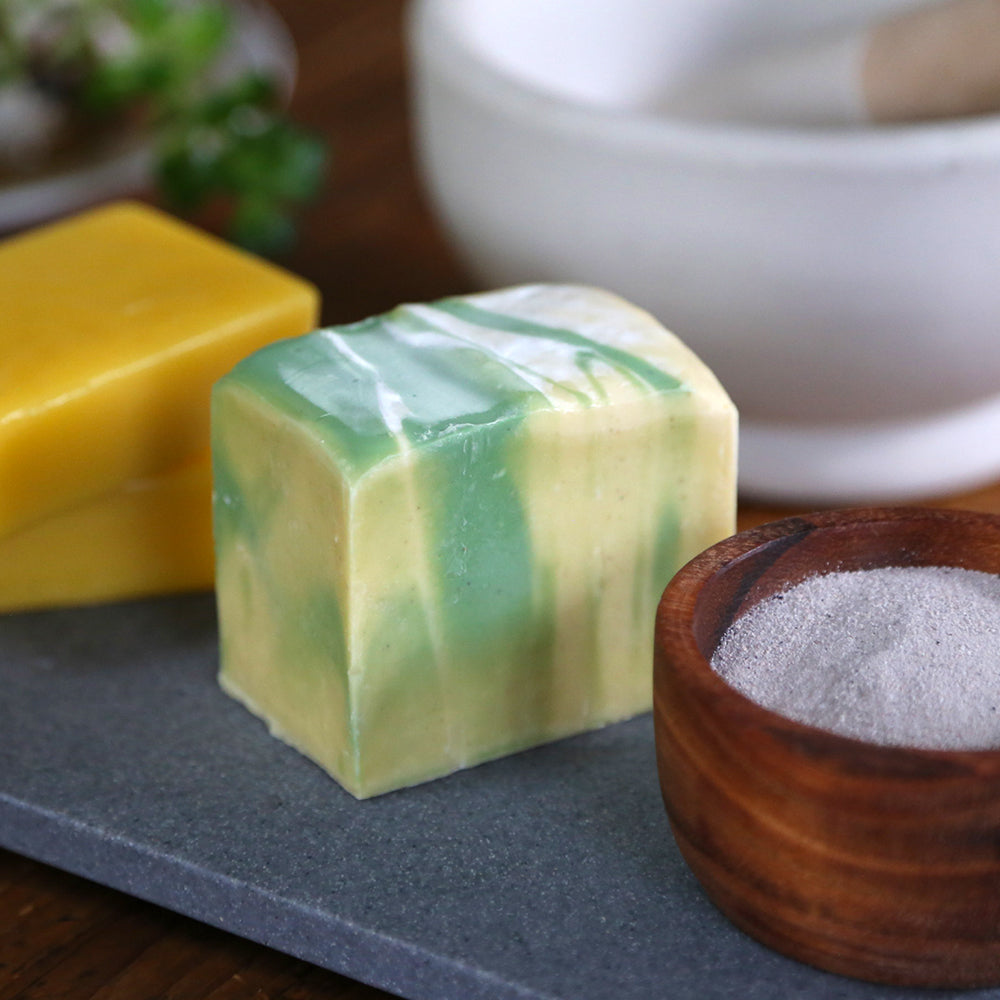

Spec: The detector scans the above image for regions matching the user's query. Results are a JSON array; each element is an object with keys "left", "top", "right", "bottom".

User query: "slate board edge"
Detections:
[{"left": 0, "top": 790, "right": 549, "bottom": 1000}]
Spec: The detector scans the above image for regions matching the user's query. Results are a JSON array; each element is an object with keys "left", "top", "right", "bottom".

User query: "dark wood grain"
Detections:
[
  {"left": 654, "top": 507, "right": 1000, "bottom": 988},
  {"left": 0, "top": 846, "right": 389, "bottom": 998},
  {"left": 7, "top": 0, "right": 1000, "bottom": 996},
  {"left": 270, "top": 0, "right": 472, "bottom": 327}
]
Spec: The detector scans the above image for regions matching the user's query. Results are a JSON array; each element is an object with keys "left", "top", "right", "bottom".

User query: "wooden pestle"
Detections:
[
  {"left": 866, "top": 0, "right": 1000, "bottom": 121},
  {"left": 664, "top": 0, "right": 1000, "bottom": 126}
]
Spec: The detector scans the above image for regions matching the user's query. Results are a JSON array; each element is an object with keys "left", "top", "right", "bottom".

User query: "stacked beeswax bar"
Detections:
[{"left": 0, "top": 202, "right": 319, "bottom": 611}]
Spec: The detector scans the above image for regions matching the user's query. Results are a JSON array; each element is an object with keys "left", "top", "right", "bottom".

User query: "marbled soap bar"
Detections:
[{"left": 212, "top": 285, "right": 737, "bottom": 798}]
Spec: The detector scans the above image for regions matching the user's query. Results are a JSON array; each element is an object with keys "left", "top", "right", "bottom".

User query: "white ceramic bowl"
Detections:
[{"left": 408, "top": 0, "right": 1000, "bottom": 502}]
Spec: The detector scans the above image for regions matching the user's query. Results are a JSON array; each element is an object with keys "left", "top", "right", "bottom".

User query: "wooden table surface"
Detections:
[{"left": 4, "top": 2, "right": 1000, "bottom": 998}]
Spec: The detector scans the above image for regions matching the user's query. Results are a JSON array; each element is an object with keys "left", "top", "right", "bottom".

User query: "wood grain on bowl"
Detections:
[{"left": 654, "top": 506, "right": 1000, "bottom": 988}]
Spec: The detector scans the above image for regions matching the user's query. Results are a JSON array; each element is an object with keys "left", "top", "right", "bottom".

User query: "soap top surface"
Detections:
[
  {"left": 218, "top": 284, "right": 734, "bottom": 478},
  {"left": 1, "top": 201, "right": 318, "bottom": 418}
]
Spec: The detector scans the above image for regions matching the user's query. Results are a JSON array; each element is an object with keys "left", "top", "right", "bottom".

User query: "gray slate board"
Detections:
[{"left": 0, "top": 594, "right": 995, "bottom": 1000}]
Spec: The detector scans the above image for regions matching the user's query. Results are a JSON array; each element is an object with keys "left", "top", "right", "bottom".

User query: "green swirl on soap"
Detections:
[
  {"left": 431, "top": 298, "right": 683, "bottom": 395},
  {"left": 221, "top": 293, "right": 686, "bottom": 490}
]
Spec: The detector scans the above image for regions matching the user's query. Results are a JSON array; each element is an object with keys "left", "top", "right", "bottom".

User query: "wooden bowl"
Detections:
[{"left": 653, "top": 506, "right": 1000, "bottom": 988}]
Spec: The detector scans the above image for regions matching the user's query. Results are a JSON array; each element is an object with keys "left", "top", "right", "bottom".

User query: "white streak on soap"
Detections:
[
  {"left": 323, "top": 330, "right": 410, "bottom": 436},
  {"left": 403, "top": 302, "right": 585, "bottom": 406}
]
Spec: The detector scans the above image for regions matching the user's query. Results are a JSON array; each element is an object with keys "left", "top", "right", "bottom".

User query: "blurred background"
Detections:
[
  {"left": 6, "top": 1, "right": 1000, "bottom": 997},
  {"left": 0, "top": 0, "right": 462, "bottom": 324}
]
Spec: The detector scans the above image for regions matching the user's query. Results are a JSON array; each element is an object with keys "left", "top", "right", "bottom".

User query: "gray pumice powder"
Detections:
[{"left": 710, "top": 565, "right": 1000, "bottom": 750}]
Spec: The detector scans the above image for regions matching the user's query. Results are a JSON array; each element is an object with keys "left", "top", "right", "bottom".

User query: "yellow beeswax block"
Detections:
[
  {"left": 0, "top": 454, "right": 213, "bottom": 613},
  {"left": 0, "top": 200, "right": 320, "bottom": 539}
]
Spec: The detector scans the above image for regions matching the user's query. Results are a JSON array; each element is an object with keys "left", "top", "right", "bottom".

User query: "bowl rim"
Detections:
[
  {"left": 411, "top": 0, "right": 1000, "bottom": 172},
  {"left": 655, "top": 505, "right": 1000, "bottom": 768}
]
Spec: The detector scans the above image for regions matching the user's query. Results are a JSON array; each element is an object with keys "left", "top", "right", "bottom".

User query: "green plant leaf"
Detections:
[{"left": 10, "top": 0, "right": 328, "bottom": 253}]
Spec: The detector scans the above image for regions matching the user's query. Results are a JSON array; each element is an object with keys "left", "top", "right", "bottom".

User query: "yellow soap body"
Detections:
[
  {"left": 0, "top": 201, "right": 319, "bottom": 608},
  {"left": 0, "top": 456, "right": 213, "bottom": 612}
]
